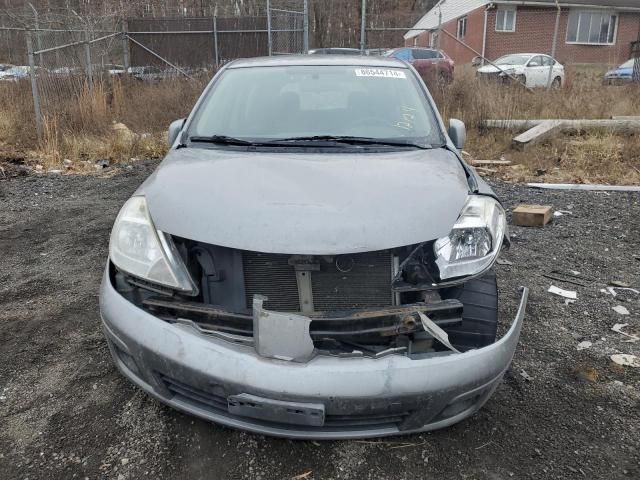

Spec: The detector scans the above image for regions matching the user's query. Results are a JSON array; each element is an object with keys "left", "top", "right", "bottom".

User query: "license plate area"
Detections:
[{"left": 228, "top": 393, "right": 325, "bottom": 427}]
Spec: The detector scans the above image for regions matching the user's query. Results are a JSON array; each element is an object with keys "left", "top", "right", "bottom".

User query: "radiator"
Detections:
[{"left": 242, "top": 251, "right": 393, "bottom": 312}]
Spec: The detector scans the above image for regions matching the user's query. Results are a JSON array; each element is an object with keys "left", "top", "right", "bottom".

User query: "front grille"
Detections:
[
  {"left": 242, "top": 250, "right": 393, "bottom": 312},
  {"left": 160, "top": 374, "right": 410, "bottom": 429}
]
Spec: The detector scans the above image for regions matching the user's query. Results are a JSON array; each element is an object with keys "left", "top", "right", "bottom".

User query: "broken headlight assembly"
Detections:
[
  {"left": 109, "top": 196, "right": 197, "bottom": 294},
  {"left": 434, "top": 195, "right": 506, "bottom": 280}
]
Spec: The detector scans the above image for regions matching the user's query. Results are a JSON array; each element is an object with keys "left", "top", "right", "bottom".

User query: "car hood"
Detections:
[
  {"left": 477, "top": 64, "right": 523, "bottom": 74},
  {"left": 139, "top": 147, "right": 470, "bottom": 254}
]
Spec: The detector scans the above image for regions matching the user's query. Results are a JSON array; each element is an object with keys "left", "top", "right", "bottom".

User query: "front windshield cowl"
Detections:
[{"left": 186, "top": 64, "right": 445, "bottom": 149}]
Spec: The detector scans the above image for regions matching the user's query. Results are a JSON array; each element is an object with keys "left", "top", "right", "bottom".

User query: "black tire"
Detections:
[
  {"left": 439, "top": 270, "right": 498, "bottom": 351},
  {"left": 552, "top": 77, "right": 562, "bottom": 88}
]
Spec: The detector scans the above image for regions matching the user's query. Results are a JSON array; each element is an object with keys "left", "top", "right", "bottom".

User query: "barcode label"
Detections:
[{"left": 354, "top": 68, "right": 407, "bottom": 79}]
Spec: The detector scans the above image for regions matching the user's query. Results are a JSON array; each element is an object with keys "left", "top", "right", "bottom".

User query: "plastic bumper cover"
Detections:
[{"left": 99, "top": 268, "right": 528, "bottom": 439}]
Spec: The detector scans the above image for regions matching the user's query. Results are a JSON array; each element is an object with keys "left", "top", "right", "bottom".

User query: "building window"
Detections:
[
  {"left": 457, "top": 17, "right": 467, "bottom": 40},
  {"left": 566, "top": 10, "right": 617, "bottom": 45},
  {"left": 496, "top": 7, "right": 516, "bottom": 32}
]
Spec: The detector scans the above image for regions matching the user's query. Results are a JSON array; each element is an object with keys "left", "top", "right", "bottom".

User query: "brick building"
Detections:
[{"left": 404, "top": 0, "right": 640, "bottom": 65}]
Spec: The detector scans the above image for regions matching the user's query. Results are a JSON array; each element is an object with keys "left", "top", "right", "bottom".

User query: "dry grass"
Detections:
[
  {"left": 0, "top": 75, "right": 208, "bottom": 171},
  {"left": 431, "top": 66, "right": 640, "bottom": 185},
  {"left": 431, "top": 65, "right": 640, "bottom": 128},
  {"left": 0, "top": 66, "right": 639, "bottom": 184},
  {"left": 466, "top": 131, "right": 640, "bottom": 185}
]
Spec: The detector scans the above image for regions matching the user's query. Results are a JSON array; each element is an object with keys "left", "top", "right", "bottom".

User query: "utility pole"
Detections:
[
  {"left": 266, "top": 0, "right": 272, "bottom": 56},
  {"left": 634, "top": 16, "right": 640, "bottom": 82},
  {"left": 303, "top": 0, "right": 309, "bottom": 54},
  {"left": 26, "top": 32, "right": 43, "bottom": 139},
  {"left": 27, "top": 2, "right": 42, "bottom": 65},
  {"left": 360, "top": 0, "right": 366, "bottom": 54},
  {"left": 437, "top": 9, "right": 442, "bottom": 49},
  {"left": 546, "top": 0, "right": 561, "bottom": 89},
  {"left": 122, "top": 20, "right": 130, "bottom": 72},
  {"left": 213, "top": 14, "right": 219, "bottom": 69},
  {"left": 85, "top": 29, "right": 93, "bottom": 90}
]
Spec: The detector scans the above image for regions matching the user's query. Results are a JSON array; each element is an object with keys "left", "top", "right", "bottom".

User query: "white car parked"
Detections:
[
  {"left": 477, "top": 53, "right": 564, "bottom": 88},
  {"left": 0, "top": 65, "right": 31, "bottom": 82}
]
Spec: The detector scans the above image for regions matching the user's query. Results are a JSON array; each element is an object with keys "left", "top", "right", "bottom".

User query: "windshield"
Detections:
[
  {"left": 495, "top": 55, "right": 531, "bottom": 66},
  {"left": 188, "top": 65, "right": 443, "bottom": 147},
  {"left": 619, "top": 59, "right": 634, "bottom": 69}
]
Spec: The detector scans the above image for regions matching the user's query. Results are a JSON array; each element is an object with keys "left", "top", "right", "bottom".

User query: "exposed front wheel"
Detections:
[{"left": 439, "top": 270, "right": 498, "bottom": 352}]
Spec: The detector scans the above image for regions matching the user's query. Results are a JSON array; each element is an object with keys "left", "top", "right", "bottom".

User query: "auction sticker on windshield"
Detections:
[{"left": 354, "top": 68, "right": 406, "bottom": 79}]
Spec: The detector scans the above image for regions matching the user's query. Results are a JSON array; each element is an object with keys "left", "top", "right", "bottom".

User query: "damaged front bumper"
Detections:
[{"left": 100, "top": 268, "right": 529, "bottom": 439}]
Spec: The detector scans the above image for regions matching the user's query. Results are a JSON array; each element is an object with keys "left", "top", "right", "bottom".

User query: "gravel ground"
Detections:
[{"left": 0, "top": 161, "right": 639, "bottom": 480}]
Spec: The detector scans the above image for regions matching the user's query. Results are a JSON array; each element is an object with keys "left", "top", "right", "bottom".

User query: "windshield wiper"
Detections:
[
  {"left": 189, "top": 135, "right": 261, "bottom": 146},
  {"left": 189, "top": 134, "right": 437, "bottom": 149},
  {"left": 266, "top": 135, "right": 433, "bottom": 149}
]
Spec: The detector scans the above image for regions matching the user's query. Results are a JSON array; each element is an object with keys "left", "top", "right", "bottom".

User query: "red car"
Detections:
[{"left": 384, "top": 47, "right": 454, "bottom": 84}]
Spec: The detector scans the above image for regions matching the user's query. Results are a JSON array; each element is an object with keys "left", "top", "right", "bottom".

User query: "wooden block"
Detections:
[
  {"left": 512, "top": 120, "right": 564, "bottom": 150},
  {"left": 475, "top": 167, "right": 498, "bottom": 174},
  {"left": 512, "top": 204, "right": 552, "bottom": 227},
  {"left": 471, "top": 159, "right": 512, "bottom": 166}
]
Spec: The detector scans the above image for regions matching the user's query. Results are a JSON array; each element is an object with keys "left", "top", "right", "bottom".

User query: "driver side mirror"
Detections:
[
  {"left": 168, "top": 118, "right": 186, "bottom": 146},
  {"left": 528, "top": 61, "right": 540, "bottom": 67},
  {"left": 448, "top": 119, "right": 466, "bottom": 150}
]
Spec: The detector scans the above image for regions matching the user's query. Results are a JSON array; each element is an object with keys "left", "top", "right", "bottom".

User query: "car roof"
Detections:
[
  {"left": 227, "top": 55, "right": 408, "bottom": 69},
  {"left": 389, "top": 47, "right": 438, "bottom": 51},
  {"left": 499, "top": 53, "right": 549, "bottom": 57},
  {"left": 314, "top": 48, "right": 360, "bottom": 51}
]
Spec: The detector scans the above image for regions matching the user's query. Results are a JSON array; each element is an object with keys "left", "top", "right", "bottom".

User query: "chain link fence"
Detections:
[
  {"left": 28, "top": 20, "right": 125, "bottom": 133},
  {"left": 0, "top": 1, "right": 309, "bottom": 138},
  {"left": 267, "top": 0, "right": 307, "bottom": 55}
]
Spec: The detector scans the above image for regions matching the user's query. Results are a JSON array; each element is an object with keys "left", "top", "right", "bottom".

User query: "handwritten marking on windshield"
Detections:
[{"left": 394, "top": 106, "right": 416, "bottom": 130}]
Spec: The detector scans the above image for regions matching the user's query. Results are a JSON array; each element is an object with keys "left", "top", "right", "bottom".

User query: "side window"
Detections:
[
  {"left": 415, "top": 49, "right": 438, "bottom": 59},
  {"left": 393, "top": 49, "right": 413, "bottom": 61},
  {"left": 541, "top": 56, "right": 553, "bottom": 67},
  {"left": 457, "top": 17, "right": 467, "bottom": 40},
  {"left": 528, "top": 56, "right": 543, "bottom": 67}
]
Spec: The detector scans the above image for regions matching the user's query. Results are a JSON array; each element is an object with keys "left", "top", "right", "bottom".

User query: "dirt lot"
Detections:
[{"left": 1, "top": 161, "right": 639, "bottom": 480}]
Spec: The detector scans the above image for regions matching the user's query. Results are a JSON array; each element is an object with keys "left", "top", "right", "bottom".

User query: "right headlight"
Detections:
[
  {"left": 109, "top": 196, "right": 197, "bottom": 294},
  {"left": 434, "top": 195, "right": 506, "bottom": 280}
]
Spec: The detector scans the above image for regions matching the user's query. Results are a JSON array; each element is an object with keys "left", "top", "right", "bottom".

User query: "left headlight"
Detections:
[
  {"left": 434, "top": 195, "right": 506, "bottom": 280},
  {"left": 109, "top": 196, "right": 197, "bottom": 294}
]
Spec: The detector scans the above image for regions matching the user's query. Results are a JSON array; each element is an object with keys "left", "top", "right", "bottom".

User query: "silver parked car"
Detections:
[
  {"left": 100, "top": 55, "right": 528, "bottom": 439},
  {"left": 604, "top": 59, "right": 635, "bottom": 85}
]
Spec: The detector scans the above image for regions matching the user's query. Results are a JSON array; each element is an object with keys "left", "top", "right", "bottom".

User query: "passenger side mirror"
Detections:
[
  {"left": 448, "top": 119, "right": 466, "bottom": 150},
  {"left": 168, "top": 118, "right": 186, "bottom": 146}
]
